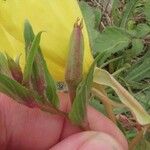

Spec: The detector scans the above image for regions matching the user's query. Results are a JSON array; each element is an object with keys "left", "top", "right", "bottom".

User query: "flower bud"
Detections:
[{"left": 65, "top": 20, "right": 84, "bottom": 101}]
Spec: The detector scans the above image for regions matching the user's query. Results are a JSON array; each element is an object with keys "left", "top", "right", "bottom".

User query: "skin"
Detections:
[{"left": 0, "top": 92, "right": 128, "bottom": 150}]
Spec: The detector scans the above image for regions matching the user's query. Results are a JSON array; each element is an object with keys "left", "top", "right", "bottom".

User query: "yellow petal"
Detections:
[
  {"left": 0, "top": 0, "right": 93, "bottom": 80},
  {"left": 0, "top": 24, "right": 23, "bottom": 59}
]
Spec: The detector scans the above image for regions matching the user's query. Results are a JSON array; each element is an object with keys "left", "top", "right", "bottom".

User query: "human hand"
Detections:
[{"left": 0, "top": 93, "right": 128, "bottom": 150}]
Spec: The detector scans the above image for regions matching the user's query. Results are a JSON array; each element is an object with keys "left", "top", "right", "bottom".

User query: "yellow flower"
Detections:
[{"left": 0, "top": 0, "right": 93, "bottom": 81}]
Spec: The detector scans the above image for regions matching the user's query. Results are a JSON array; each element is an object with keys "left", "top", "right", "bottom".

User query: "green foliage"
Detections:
[
  {"left": 80, "top": 1, "right": 150, "bottom": 148},
  {"left": 23, "top": 31, "right": 43, "bottom": 84},
  {"left": 120, "top": 0, "right": 139, "bottom": 28},
  {"left": 94, "top": 27, "right": 131, "bottom": 54},
  {"left": 80, "top": 1, "right": 101, "bottom": 54},
  {"left": 134, "top": 24, "right": 150, "bottom": 38},
  {"left": 0, "top": 52, "right": 12, "bottom": 77},
  {"left": 0, "top": 21, "right": 59, "bottom": 109},
  {"left": 23, "top": 21, "right": 59, "bottom": 107},
  {"left": 69, "top": 52, "right": 107, "bottom": 124},
  {"left": 24, "top": 20, "right": 35, "bottom": 54},
  {"left": 69, "top": 56, "right": 96, "bottom": 124},
  {"left": 131, "top": 39, "right": 144, "bottom": 56},
  {"left": 125, "top": 51, "right": 150, "bottom": 81},
  {"left": 6, "top": 53, "right": 23, "bottom": 83},
  {"left": 89, "top": 98, "right": 107, "bottom": 115},
  {"left": 80, "top": 0, "right": 150, "bottom": 108},
  {"left": 144, "top": 0, "right": 150, "bottom": 23},
  {"left": 0, "top": 74, "right": 40, "bottom": 103}
]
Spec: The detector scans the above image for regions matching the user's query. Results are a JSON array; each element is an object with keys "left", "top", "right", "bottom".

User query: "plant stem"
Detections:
[
  {"left": 100, "top": 56, "right": 123, "bottom": 68},
  {"left": 92, "top": 88, "right": 116, "bottom": 124},
  {"left": 129, "top": 130, "right": 143, "bottom": 150}
]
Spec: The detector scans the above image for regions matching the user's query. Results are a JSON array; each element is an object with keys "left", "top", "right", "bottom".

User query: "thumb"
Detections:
[{"left": 50, "top": 131, "right": 124, "bottom": 150}]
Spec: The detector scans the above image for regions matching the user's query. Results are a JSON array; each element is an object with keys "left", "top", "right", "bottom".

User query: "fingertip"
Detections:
[
  {"left": 50, "top": 131, "right": 124, "bottom": 150},
  {"left": 0, "top": 93, "right": 64, "bottom": 149},
  {"left": 87, "top": 106, "right": 128, "bottom": 150}
]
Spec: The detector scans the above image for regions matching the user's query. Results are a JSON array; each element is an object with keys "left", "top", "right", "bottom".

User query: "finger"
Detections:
[
  {"left": 50, "top": 131, "right": 124, "bottom": 150},
  {"left": 0, "top": 93, "right": 65, "bottom": 150},
  {"left": 0, "top": 92, "right": 128, "bottom": 150},
  {"left": 87, "top": 106, "right": 128, "bottom": 150},
  {"left": 59, "top": 94, "right": 128, "bottom": 150}
]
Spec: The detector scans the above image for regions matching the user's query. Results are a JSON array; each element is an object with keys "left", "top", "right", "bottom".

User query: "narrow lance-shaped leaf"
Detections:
[
  {"left": 23, "top": 21, "right": 59, "bottom": 107},
  {"left": 120, "top": 0, "right": 139, "bottom": 28},
  {"left": 24, "top": 20, "right": 35, "bottom": 55},
  {"left": 32, "top": 46, "right": 59, "bottom": 108},
  {"left": 144, "top": 0, "right": 150, "bottom": 23},
  {"left": 125, "top": 57, "right": 150, "bottom": 82},
  {"left": 44, "top": 62, "right": 59, "bottom": 107},
  {"left": 24, "top": 21, "right": 45, "bottom": 95},
  {"left": 0, "top": 52, "right": 12, "bottom": 77},
  {"left": 6, "top": 54, "right": 23, "bottom": 83},
  {"left": 69, "top": 64, "right": 95, "bottom": 124},
  {"left": 93, "top": 67, "right": 150, "bottom": 125},
  {"left": 23, "top": 31, "right": 42, "bottom": 85},
  {"left": 0, "top": 73, "right": 39, "bottom": 105}
]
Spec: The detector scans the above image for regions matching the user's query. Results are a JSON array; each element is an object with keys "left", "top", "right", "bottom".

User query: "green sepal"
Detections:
[
  {"left": 69, "top": 53, "right": 106, "bottom": 125},
  {"left": 69, "top": 62, "right": 95, "bottom": 124},
  {"left": 120, "top": 0, "right": 139, "bottom": 28}
]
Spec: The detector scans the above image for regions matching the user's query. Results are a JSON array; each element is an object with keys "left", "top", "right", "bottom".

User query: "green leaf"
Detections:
[
  {"left": 111, "top": 0, "right": 121, "bottom": 26},
  {"left": 6, "top": 54, "right": 23, "bottom": 83},
  {"left": 135, "top": 89, "right": 150, "bottom": 112},
  {"left": 135, "top": 24, "right": 150, "bottom": 38},
  {"left": 90, "top": 98, "right": 107, "bottom": 115},
  {"left": 120, "top": 0, "right": 139, "bottom": 28},
  {"left": 131, "top": 39, "right": 144, "bottom": 56},
  {"left": 24, "top": 21, "right": 45, "bottom": 95},
  {"left": 94, "top": 27, "right": 131, "bottom": 55},
  {"left": 69, "top": 53, "right": 105, "bottom": 124},
  {"left": 23, "top": 31, "right": 43, "bottom": 84},
  {"left": 43, "top": 61, "right": 59, "bottom": 108},
  {"left": 0, "top": 73, "right": 38, "bottom": 103},
  {"left": 93, "top": 68, "right": 150, "bottom": 125},
  {"left": 0, "top": 52, "right": 12, "bottom": 77},
  {"left": 24, "top": 20, "right": 35, "bottom": 55},
  {"left": 125, "top": 80, "right": 149, "bottom": 90},
  {"left": 144, "top": 0, "right": 150, "bottom": 23},
  {"left": 23, "top": 21, "right": 59, "bottom": 107},
  {"left": 125, "top": 56, "right": 150, "bottom": 81},
  {"left": 80, "top": 1, "right": 101, "bottom": 54}
]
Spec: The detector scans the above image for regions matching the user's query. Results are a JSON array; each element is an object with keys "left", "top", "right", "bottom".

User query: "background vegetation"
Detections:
[{"left": 78, "top": 0, "right": 150, "bottom": 149}]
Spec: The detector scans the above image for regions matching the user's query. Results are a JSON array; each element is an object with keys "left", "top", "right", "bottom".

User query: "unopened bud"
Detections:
[{"left": 65, "top": 19, "right": 84, "bottom": 102}]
